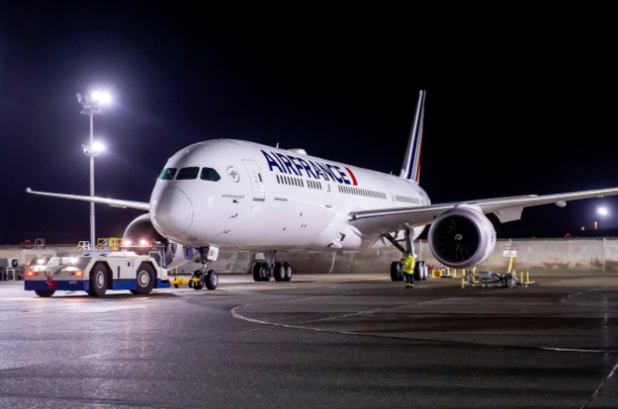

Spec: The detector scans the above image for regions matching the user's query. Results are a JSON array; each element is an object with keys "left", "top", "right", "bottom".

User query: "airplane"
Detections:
[{"left": 27, "top": 90, "right": 618, "bottom": 290}]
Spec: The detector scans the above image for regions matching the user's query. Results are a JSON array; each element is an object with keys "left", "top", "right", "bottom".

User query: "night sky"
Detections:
[{"left": 2, "top": 4, "right": 618, "bottom": 245}]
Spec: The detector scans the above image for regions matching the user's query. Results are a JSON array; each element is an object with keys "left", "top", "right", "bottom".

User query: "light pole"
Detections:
[{"left": 76, "top": 91, "right": 111, "bottom": 249}]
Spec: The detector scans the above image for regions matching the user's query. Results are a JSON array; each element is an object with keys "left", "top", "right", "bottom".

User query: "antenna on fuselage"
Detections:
[{"left": 276, "top": 142, "right": 280, "bottom": 149}]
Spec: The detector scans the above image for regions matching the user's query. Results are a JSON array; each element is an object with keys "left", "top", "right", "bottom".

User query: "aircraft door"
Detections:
[{"left": 242, "top": 160, "right": 265, "bottom": 201}]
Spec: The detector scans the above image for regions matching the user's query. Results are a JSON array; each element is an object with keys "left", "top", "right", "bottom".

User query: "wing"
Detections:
[
  {"left": 26, "top": 188, "right": 150, "bottom": 211},
  {"left": 348, "top": 187, "right": 618, "bottom": 236}
]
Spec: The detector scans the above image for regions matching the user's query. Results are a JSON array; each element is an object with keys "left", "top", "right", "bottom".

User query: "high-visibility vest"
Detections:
[{"left": 402, "top": 256, "right": 415, "bottom": 274}]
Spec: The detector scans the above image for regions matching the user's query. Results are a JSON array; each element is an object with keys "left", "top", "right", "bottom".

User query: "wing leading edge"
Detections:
[
  {"left": 348, "top": 187, "right": 618, "bottom": 236},
  {"left": 26, "top": 188, "right": 150, "bottom": 211}
]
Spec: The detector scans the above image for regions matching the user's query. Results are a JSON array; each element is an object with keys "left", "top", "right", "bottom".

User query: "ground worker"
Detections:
[{"left": 402, "top": 253, "right": 416, "bottom": 289}]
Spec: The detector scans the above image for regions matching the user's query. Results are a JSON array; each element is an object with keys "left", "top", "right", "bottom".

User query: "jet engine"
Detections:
[
  {"left": 123, "top": 214, "right": 186, "bottom": 268},
  {"left": 428, "top": 205, "right": 496, "bottom": 268}
]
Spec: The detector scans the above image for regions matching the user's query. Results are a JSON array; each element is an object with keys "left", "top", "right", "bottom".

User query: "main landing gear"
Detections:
[
  {"left": 189, "top": 246, "right": 219, "bottom": 291},
  {"left": 252, "top": 251, "right": 293, "bottom": 282},
  {"left": 383, "top": 229, "right": 428, "bottom": 282}
]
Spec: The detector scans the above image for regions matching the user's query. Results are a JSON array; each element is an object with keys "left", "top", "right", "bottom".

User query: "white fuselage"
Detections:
[{"left": 150, "top": 139, "right": 430, "bottom": 250}]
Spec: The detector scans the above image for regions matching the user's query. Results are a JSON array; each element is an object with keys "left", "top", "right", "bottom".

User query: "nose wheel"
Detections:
[
  {"left": 190, "top": 269, "right": 218, "bottom": 290},
  {"left": 187, "top": 246, "right": 220, "bottom": 291}
]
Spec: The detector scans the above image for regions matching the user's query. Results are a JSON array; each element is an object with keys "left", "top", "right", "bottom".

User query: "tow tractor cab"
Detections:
[{"left": 24, "top": 251, "right": 170, "bottom": 298}]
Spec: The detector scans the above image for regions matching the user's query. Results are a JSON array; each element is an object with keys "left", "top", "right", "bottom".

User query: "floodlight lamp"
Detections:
[
  {"left": 92, "top": 141, "right": 105, "bottom": 154},
  {"left": 91, "top": 91, "right": 112, "bottom": 105},
  {"left": 598, "top": 207, "right": 609, "bottom": 217},
  {"left": 82, "top": 142, "right": 105, "bottom": 157}
]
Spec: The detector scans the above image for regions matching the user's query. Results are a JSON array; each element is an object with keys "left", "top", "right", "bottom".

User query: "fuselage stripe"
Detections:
[
  {"left": 345, "top": 167, "right": 358, "bottom": 186},
  {"left": 406, "top": 92, "right": 424, "bottom": 181},
  {"left": 414, "top": 147, "right": 422, "bottom": 182}
]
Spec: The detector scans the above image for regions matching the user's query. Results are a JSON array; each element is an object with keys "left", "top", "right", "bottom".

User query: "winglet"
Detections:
[{"left": 399, "top": 90, "right": 426, "bottom": 183}]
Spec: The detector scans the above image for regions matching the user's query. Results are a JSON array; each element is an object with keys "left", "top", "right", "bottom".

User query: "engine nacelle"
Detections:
[
  {"left": 428, "top": 205, "right": 496, "bottom": 268},
  {"left": 123, "top": 214, "right": 185, "bottom": 269}
]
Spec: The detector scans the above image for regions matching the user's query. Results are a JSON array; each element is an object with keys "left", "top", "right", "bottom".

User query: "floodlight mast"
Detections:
[{"left": 76, "top": 91, "right": 111, "bottom": 249}]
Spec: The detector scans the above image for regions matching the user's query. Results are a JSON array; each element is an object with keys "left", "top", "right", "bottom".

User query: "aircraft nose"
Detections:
[{"left": 152, "top": 187, "right": 194, "bottom": 236}]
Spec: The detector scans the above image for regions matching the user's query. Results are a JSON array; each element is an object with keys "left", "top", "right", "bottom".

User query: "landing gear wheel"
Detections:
[
  {"left": 192, "top": 270, "right": 204, "bottom": 290},
  {"left": 205, "top": 270, "right": 218, "bottom": 290},
  {"left": 414, "top": 264, "right": 422, "bottom": 281},
  {"left": 260, "top": 265, "right": 271, "bottom": 282},
  {"left": 416, "top": 261, "right": 427, "bottom": 281},
  {"left": 35, "top": 290, "right": 55, "bottom": 297},
  {"left": 284, "top": 264, "right": 292, "bottom": 282},
  {"left": 89, "top": 264, "right": 108, "bottom": 297},
  {"left": 274, "top": 262, "right": 285, "bottom": 282},
  {"left": 390, "top": 261, "right": 403, "bottom": 281},
  {"left": 252, "top": 263, "right": 263, "bottom": 282},
  {"left": 134, "top": 263, "right": 156, "bottom": 295}
]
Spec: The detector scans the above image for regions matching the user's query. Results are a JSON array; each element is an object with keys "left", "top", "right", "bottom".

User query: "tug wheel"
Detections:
[{"left": 35, "top": 290, "right": 55, "bottom": 297}]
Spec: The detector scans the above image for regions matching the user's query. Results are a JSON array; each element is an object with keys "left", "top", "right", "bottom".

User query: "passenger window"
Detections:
[
  {"left": 160, "top": 168, "right": 177, "bottom": 180},
  {"left": 200, "top": 167, "right": 221, "bottom": 182},
  {"left": 177, "top": 167, "right": 200, "bottom": 180}
]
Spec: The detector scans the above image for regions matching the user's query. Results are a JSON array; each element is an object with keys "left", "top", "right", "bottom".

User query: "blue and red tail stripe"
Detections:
[{"left": 401, "top": 90, "right": 426, "bottom": 183}]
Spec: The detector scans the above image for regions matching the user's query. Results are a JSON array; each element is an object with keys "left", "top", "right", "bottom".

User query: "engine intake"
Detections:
[
  {"left": 428, "top": 205, "right": 496, "bottom": 268},
  {"left": 124, "top": 214, "right": 167, "bottom": 246},
  {"left": 123, "top": 214, "right": 183, "bottom": 268}
]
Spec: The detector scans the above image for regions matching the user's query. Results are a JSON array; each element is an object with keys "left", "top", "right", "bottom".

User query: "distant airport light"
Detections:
[{"left": 598, "top": 207, "right": 609, "bottom": 217}]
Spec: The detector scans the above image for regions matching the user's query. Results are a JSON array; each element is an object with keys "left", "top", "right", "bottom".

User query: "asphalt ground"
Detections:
[{"left": 1, "top": 271, "right": 618, "bottom": 408}]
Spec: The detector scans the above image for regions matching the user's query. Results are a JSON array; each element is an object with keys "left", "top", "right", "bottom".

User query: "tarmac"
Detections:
[{"left": 1, "top": 271, "right": 617, "bottom": 408}]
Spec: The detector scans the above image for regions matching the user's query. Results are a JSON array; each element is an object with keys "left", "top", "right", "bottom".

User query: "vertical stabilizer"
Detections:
[{"left": 399, "top": 90, "right": 426, "bottom": 183}]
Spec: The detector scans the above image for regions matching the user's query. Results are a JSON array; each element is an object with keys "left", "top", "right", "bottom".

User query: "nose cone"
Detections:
[{"left": 151, "top": 187, "right": 194, "bottom": 236}]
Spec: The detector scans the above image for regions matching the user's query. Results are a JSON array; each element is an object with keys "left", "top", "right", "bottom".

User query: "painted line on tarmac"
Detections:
[
  {"left": 232, "top": 303, "right": 359, "bottom": 337},
  {"left": 231, "top": 299, "right": 618, "bottom": 354},
  {"left": 580, "top": 358, "right": 618, "bottom": 409},
  {"left": 81, "top": 351, "right": 114, "bottom": 359}
]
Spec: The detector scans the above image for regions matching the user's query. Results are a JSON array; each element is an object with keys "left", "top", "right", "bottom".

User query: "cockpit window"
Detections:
[
  {"left": 160, "top": 168, "right": 177, "bottom": 180},
  {"left": 200, "top": 168, "right": 221, "bottom": 182},
  {"left": 176, "top": 167, "right": 200, "bottom": 180}
]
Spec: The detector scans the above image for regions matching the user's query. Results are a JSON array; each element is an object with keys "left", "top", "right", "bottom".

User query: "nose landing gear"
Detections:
[
  {"left": 189, "top": 246, "right": 219, "bottom": 291},
  {"left": 189, "top": 269, "right": 218, "bottom": 290}
]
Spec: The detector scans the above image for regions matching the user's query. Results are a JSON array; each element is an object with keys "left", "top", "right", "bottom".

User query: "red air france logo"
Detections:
[
  {"left": 345, "top": 167, "right": 357, "bottom": 185},
  {"left": 261, "top": 150, "right": 358, "bottom": 186}
]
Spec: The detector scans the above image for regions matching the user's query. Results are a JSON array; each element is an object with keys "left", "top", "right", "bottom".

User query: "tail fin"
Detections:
[{"left": 399, "top": 90, "right": 426, "bottom": 183}]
